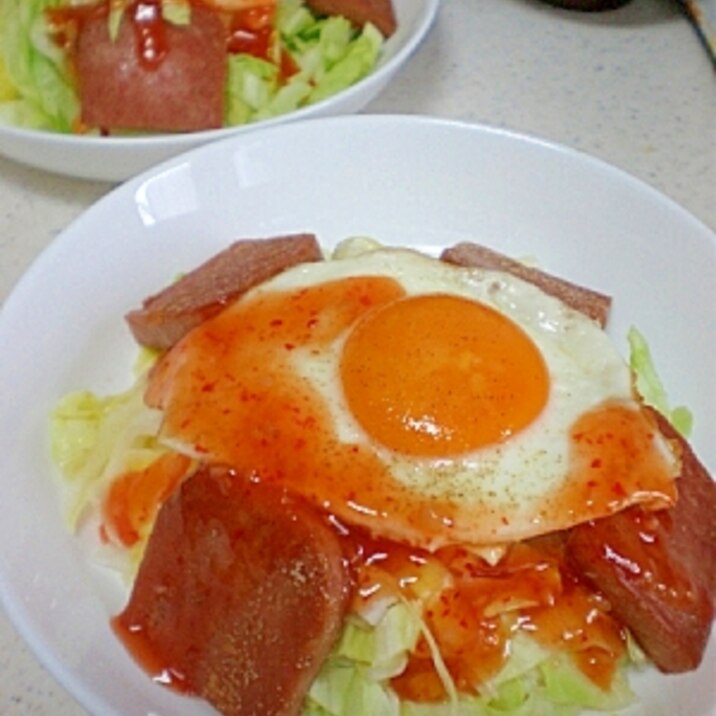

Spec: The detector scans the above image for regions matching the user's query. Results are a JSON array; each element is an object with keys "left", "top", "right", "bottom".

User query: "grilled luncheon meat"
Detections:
[
  {"left": 305, "top": 0, "right": 397, "bottom": 37},
  {"left": 116, "top": 464, "right": 352, "bottom": 716},
  {"left": 566, "top": 408, "right": 716, "bottom": 673},
  {"left": 125, "top": 233, "right": 323, "bottom": 350},
  {"left": 76, "top": 3, "right": 227, "bottom": 132},
  {"left": 440, "top": 241, "right": 612, "bottom": 328}
]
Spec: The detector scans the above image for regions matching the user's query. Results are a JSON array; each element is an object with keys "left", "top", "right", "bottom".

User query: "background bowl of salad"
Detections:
[{"left": 0, "top": 0, "right": 440, "bottom": 182}]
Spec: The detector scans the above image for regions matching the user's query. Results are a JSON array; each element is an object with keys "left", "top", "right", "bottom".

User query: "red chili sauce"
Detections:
[
  {"left": 46, "top": 1, "right": 296, "bottom": 74},
  {"left": 345, "top": 532, "right": 626, "bottom": 701},
  {"left": 111, "top": 475, "right": 628, "bottom": 705}
]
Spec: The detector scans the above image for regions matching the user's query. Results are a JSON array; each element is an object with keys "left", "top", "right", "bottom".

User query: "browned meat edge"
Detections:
[
  {"left": 440, "top": 242, "right": 612, "bottom": 328},
  {"left": 305, "top": 0, "right": 398, "bottom": 37},
  {"left": 125, "top": 233, "right": 322, "bottom": 350}
]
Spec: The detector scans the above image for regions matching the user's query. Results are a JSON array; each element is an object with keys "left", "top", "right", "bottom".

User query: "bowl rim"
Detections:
[{"left": 1, "top": 111, "right": 715, "bottom": 716}]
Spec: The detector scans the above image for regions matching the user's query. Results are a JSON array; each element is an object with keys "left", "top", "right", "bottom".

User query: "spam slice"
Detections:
[
  {"left": 125, "top": 234, "right": 322, "bottom": 350},
  {"left": 440, "top": 242, "right": 612, "bottom": 328},
  {"left": 566, "top": 409, "right": 716, "bottom": 673},
  {"left": 76, "top": 5, "right": 226, "bottom": 132},
  {"left": 115, "top": 464, "right": 352, "bottom": 716},
  {"left": 305, "top": 0, "right": 397, "bottom": 37}
]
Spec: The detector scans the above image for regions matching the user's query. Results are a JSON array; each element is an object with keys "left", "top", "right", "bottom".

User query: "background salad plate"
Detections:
[
  {"left": 0, "top": 0, "right": 439, "bottom": 183},
  {"left": 0, "top": 114, "right": 713, "bottom": 716}
]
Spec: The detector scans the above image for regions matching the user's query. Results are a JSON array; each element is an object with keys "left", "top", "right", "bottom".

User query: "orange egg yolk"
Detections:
[{"left": 340, "top": 293, "right": 550, "bottom": 456}]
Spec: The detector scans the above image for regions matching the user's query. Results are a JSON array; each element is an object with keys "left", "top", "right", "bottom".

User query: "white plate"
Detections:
[
  {"left": 0, "top": 0, "right": 439, "bottom": 183},
  {"left": 0, "top": 115, "right": 714, "bottom": 716}
]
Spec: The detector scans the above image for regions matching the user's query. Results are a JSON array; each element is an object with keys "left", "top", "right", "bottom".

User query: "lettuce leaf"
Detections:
[
  {"left": 0, "top": 0, "right": 78, "bottom": 130},
  {"left": 304, "top": 602, "right": 636, "bottom": 716},
  {"left": 0, "top": 20, "right": 18, "bottom": 102},
  {"left": 161, "top": 0, "right": 190, "bottom": 26},
  {"left": 307, "top": 603, "right": 415, "bottom": 716},
  {"left": 50, "top": 365, "right": 164, "bottom": 532},
  {"left": 628, "top": 326, "right": 693, "bottom": 436},
  {"left": 540, "top": 653, "right": 634, "bottom": 712},
  {"left": 226, "top": 2, "right": 384, "bottom": 125},
  {"left": 308, "top": 22, "right": 383, "bottom": 103}
]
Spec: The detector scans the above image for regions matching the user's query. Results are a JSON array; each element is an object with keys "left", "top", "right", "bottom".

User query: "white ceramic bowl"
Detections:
[
  {"left": 0, "top": 115, "right": 714, "bottom": 716},
  {"left": 0, "top": 0, "right": 439, "bottom": 183}
]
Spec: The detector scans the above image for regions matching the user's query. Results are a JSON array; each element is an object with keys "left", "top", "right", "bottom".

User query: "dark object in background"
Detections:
[
  {"left": 539, "top": 0, "right": 633, "bottom": 10},
  {"left": 678, "top": 0, "right": 716, "bottom": 67}
]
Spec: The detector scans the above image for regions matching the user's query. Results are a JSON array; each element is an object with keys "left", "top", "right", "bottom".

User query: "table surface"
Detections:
[{"left": 0, "top": 0, "right": 714, "bottom": 713}]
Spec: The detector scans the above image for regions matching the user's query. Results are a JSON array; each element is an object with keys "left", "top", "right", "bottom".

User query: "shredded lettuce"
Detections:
[
  {"left": 307, "top": 663, "right": 401, "bottom": 716},
  {"left": 540, "top": 653, "right": 634, "bottom": 712},
  {"left": 0, "top": 0, "right": 385, "bottom": 133},
  {"left": 307, "top": 603, "right": 416, "bottom": 716},
  {"left": 0, "top": 0, "right": 79, "bottom": 130},
  {"left": 308, "top": 21, "right": 383, "bottom": 103},
  {"left": 227, "top": 6, "right": 384, "bottom": 125},
  {"left": 627, "top": 326, "right": 693, "bottom": 436},
  {"left": 108, "top": 1, "right": 127, "bottom": 41},
  {"left": 161, "top": 0, "right": 190, "bottom": 26},
  {"left": 0, "top": 37, "right": 18, "bottom": 101},
  {"left": 50, "top": 365, "right": 165, "bottom": 532},
  {"left": 304, "top": 602, "right": 636, "bottom": 716}
]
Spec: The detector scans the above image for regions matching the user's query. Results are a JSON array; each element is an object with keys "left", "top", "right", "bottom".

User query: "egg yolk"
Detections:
[{"left": 340, "top": 294, "right": 550, "bottom": 456}]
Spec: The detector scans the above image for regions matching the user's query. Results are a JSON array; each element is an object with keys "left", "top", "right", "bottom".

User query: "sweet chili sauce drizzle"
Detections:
[
  {"left": 101, "top": 452, "right": 193, "bottom": 548},
  {"left": 382, "top": 537, "right": 626, "bottom": 703},
  {"left": 45, "top": 1, "right": 167, "bottom": 70},
  {"left": 112, "top": 481, "right": 628, "bottom": 705},
  {"left": 112, "top": 614, "right": 193, "bottom": 693},
  {"left": 227, "top": 5, "right": 273, "bottom": 56},
  {"left": 227, "top": 4, "right": 298, "bottom": 79},
  {"left": 47, "top": 1, "right": 287, "bottom": 73},
  {"left": 131, "top": 0, "right": 169, "bottom": 69}
]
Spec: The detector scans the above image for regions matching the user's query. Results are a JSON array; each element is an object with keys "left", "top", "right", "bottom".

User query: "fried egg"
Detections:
[{"left": 146, "top": 246, "right": 679, "bottom": 550}]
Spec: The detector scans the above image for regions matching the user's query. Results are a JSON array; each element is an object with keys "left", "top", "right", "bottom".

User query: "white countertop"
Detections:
[{"left": 0, "top": 0, "right": 714, "bottom": 713}]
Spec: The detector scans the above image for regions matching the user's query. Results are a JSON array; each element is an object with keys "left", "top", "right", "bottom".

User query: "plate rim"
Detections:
[{"left": 0, "top": 112, "right": 714, "bottom": 716}]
